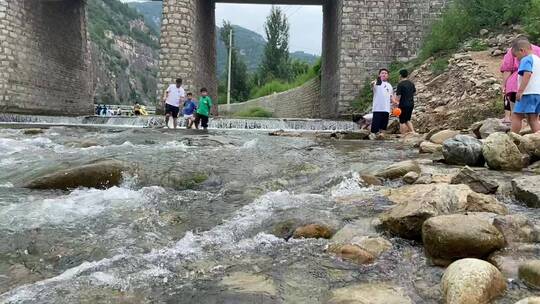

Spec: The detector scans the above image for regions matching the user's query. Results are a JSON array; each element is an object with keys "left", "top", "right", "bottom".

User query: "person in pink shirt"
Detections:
[{"left": 500, "top": 38, "right": 540, "bottom": 123}]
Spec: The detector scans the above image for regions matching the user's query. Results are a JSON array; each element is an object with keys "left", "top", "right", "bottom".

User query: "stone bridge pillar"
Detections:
[
  {"left": 0, "top": 0, "right": 92, "bottom": 116},
  {"left": 158, "top": 0, "right": 217, "bottom": 112}
]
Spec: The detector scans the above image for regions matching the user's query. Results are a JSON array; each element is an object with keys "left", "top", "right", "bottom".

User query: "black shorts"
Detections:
[
  {"left": 371, "top": 111, "right": 389, "bottom": 134},
  {"left": 504, "top": 93, "right": 516, "bottom": 111},
  {"left": 194, "top": 113, "right": 209, "bottom": 129},
  {"left": 399, "top": 106, "right": 414, "bottom": 124},
  {"left": 165, "top": 104, "right": 180, "bottom": 118}
]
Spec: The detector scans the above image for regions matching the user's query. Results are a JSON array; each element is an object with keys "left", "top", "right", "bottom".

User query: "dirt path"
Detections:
[{"left": 470, "top": 50, "right": 504, "bottom": 80}]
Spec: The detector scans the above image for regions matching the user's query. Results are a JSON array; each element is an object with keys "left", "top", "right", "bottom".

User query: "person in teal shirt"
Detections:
[{"left": 194, "top": 87, "right": 213, "bottom": 130}]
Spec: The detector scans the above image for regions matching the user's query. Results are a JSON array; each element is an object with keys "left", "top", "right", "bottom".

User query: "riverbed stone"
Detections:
[
  {"left": 442, "top": 135, "right": 485, "bottom": 167},
  {"left": 422, "top": 214, "right": 505, "bottom": 266},
  {"left": 292, "top": 224, "right": 334, "bottom": 239},
  {"left": 360, "top": 174, "right": 383, "bottom": 186},
  {"left": 520, "top": 133, "right": 540, "bottom": 159},
  {"left": 23, "top": 128, "right": 44, "bottom": 135},
  {"left": 338, "top": 130, "right": 371, "bottom": 140},
  {"left": 465, "top": 192, "right": 508, "bottom": 215},
  {"left": 25, "top": 160, "right": 124, "bottom": 190},
  {"left": 482, "top": 132, "right": 524, "bottom": 171},
  {"left": 328, "top": 283, "right": 413, "bottom": 304},
  {"left": 355, "top": 236, "right": 392, "bottom": 257},
  {"left": 512, "top": 175, "right": 540, "bottom": 208},
  {"left": 442, "top": 258, "right": 506, "bottom": 304},
  {"left": 221, "top": 272, "right": 277, "bottom": 296},
  {"left": 374, "top": 160, "right": 421, "bottom": 179},
  {"left": 415, "top": 173, "right": 433, "bottom": 184},
  {"left": 430, "top": 130, "right": 460, "bottom": 144},
  {"left": 380, "top": 184, "right": 472, "bottom": 239},
  {"left": 450, "top": 166, "right": 499, "bottom": 194},
  {"left": 272, "top": 219, "right": 301, "bottom": 240},
  {"left": 403, "top": 171, "right": 419, "bottom": 184},
  {"left": 327, "top": 244, "right": 375, "bottom": 265},
  {"left": 519, "top": 260, "right": 540, "bottom": 289},
  {"left": 477, "top": 118, "right": 510, "bottom": 139},
  {"left": 420, "top": 141, "right": 443, "bottom": 153},
  {"left": 493, "top": 214, "right": 537, "bottom": 245}
]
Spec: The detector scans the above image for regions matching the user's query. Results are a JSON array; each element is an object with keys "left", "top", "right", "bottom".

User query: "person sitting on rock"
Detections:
[
  {"left": 500, "top": 38, "right": 540, "bottom": 124},
  {"left": 370, "top": 68, "right": 394, "bottom": 137},
  {"left": 352, "top": 113, "right": 372, "bottom": 130},
  {"left": 511, "top": 39, "right": 540, "bottom": 133},
  {"left": 133, "top": 103, "right": 142, "bottom": 116}
]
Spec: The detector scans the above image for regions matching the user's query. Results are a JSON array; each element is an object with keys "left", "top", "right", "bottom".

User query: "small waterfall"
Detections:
[{"left": 0, "top": 114, "right": 356, "bottom": 131}]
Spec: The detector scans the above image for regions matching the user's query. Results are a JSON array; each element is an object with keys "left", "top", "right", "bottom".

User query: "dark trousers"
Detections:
[
  {"left": 194, "top": 113, "right": 209, "bottom": 129},
  {"left": 371, "top": 111, "right": 389, "bottom": 133}
]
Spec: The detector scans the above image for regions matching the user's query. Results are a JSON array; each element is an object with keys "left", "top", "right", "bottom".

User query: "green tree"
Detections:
[
  {"left": 220, "top": 21, "right": 251, "bottom": 102},
  {"left": 259, "top": 6, "right": 290, "bottom": 82}
]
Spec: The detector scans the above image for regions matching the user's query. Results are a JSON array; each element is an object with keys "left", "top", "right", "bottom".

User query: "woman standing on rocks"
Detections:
[{"left": 500, "top": 38, "right": 540, "bottom": 124}]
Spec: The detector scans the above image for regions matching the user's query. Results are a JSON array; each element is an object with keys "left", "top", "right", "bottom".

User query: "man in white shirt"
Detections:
[
  {"left": 162, "top": 78, "right": 186, "bottom": 129},
  {"left": 370, "top": 68, "right": 394, "bottom": 135}
]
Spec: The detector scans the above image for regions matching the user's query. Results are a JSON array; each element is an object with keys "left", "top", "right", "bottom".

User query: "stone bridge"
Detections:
[{"left": 0, "top": 0, "right": 447, "bottom": 118}]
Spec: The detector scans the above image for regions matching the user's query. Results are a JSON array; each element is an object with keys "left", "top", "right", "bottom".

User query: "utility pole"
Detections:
[{"left": 226, "top": 28, "right": 233, "bottom": 109}]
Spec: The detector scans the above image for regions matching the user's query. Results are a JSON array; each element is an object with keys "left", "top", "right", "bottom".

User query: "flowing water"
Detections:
[{"left": 0, "top": 121, "right": 538, "bottom": 303}]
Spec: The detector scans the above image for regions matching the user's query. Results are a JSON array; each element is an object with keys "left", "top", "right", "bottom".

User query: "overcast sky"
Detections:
[{"left": 121, "top": 1, "right": 323, "bottom": 55}]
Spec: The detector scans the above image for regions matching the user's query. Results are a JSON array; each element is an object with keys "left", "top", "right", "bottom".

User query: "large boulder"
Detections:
[
  {"left": 329, "top": 283, "right": 413, "bottom": 304},
  {"left": 519, "top": 260, "right": 540, "bottom": 289},
  {"left": 516, "top": 297, "right": 540, "bottom": 304},
  {"left": 482, "top": 132, "right": 524, "bottom": 171},
  {"left": 430, "top": 130, "right": 460, "bottom": 144},
  {"left": 441, "top": 258, "right": 506, "bottom": 304},
  {"left": 450, "top": 166, "right": 499, "bottom": 194},
  {"left": 292, "top": 224, "right": 334, "bottom": 239},
  {"left": 25, "top": 160, "right": 124, "bottom": 190},
  {"left": 379, "top": 184, "right": 471, "bottom": 239},
  {"left": 520, "top": 133, "right": 540, "bottom": 159},
  {"left": 442, "top": 135, "right": 485, "bottom": 167},
  {"left": 422, "top": 214, "right": 505, "bottom": 266},
  {"left": 373, "top": 160, "right": 421, "bottom": 180},
  {"left": 420, "top": 141, "right": 443, "bottom": 154},
  {"left": 512, "top": 175, "right": 540, "bottom": 208},
  {"left": 477, "top": 118, "right": 511, "bottom": 139}
]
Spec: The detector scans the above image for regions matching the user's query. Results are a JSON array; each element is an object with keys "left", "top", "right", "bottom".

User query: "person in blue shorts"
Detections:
[
  {"left": 512, "top": 39, "right": 540, "bottom": 133},
  {"left": 182, "top": 92, "right": 197, "bottom": 129}
]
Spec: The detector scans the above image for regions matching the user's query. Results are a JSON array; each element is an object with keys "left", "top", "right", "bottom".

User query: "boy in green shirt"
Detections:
[{"left": 194, "top": 87, "right": 213, "bottom": 130}]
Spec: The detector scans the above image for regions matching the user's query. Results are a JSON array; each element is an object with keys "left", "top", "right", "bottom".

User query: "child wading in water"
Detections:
[
  {"left": 194, "top": 88, "right": 213, "bottom": 130},
  {"left": 511, "top": 39, "right": 540, "bottom": 133}
]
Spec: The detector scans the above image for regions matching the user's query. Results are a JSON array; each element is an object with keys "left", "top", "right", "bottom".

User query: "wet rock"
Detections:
[
  {"left": 477, "top": 118, "right": 510, "bottom": 139},
  {"left": 79, "top": 140, "right": 99, "bottom": 148},
  {"left": 327, "top": 244, "right": 375, "bottom": 265},
  {"left": 430, "top": 130, "right": 460, "bottom": 144},
  {"left": 374, "top": 160, "right": 421, "bottom": 179},
  {"left": 465, "top": 192, "right": 508, "bottom": 215},
  {"left": 23, "top": 128, "right": 44, "bottom": 135},
  {"left": 7, "top": 263, "right": 43, "bottom": 288},
  {"left": 337, "top": 130, "right": 370, "bottom": 140},
  {"left": 422, "top": 214, "right": 505, "bottom": 266},
  {"left": 519, "top": 260, "right": 540, "bottom": 289},
  {"left": 360, "top": 174, "right": 383, "bottom": 186},
  {"left": 271, "top": 219, "right": 301, "bottom": 240},
  {"left": 292, "top": 224, "right": 334, "bottom": 239},
  {"left": 25, "top": 160, "right": 124, "bottom": 190},
  {"left": 329, "top": 283, "right": 413, "bottom": 304},
  {"left": 380, "top": 184, "right": 472, "bottom": 239},
  {"left": 493, "top": 214, "right": 538, "bottom": 245},
  {"left": 269, "top": 130, "right": 303, "bottom": 137},
  {"left": 512, "top": 175, "right": 540, "bottom": 208},
  {"left": 442, "top": 258, "right": 506, "bottom": 304},
  {"left": 403, "top": 172, "right": 419, "bottom": 184},
  {"left": 420, "top": 141, "right": 443, "bottom": 153},
  {"left": 355, "top": 236, "right": 392, "bottom": 257},
  {"left": 516, "top": 297, "right": 540, "bottom": 304},
  {"left": 442, "top": 135, "right": 485, "bottom": 167},
  {"left": 450, "top": 166, "right": 499, "bottom": 194},
  {"left": 482, "top": 132, "right": 523, "bottom": 171},
  {"left": 331, "top": 219, "right": 378, "bottom": 243},
  {"left": 415, "top": 173, "right": 433, "bottom": 184},
  {"left": 221, "top": 272, "right": 277, "bottom": 296}
]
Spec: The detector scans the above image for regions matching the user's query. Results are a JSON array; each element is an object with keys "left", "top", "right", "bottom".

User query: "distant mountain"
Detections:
[{"left": 128, "top": 1, "right": 320, "bottom": 76}]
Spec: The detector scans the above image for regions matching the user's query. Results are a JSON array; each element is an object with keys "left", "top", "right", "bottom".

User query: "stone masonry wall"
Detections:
[
  {"left": 158, "top": 0, "right": 217, "bottom": 113},
  {"left": 0, "top": 0, "right": 92, "bottom": 116},
  {"left": 219, "top": 78, "right": 321, "bottom": 118},
  {"left": 338, "top": 0, "right": 448, "bottom": 113}
]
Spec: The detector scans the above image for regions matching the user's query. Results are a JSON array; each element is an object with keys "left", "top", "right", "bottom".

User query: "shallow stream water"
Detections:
[{"left": 0, "top": 124, "right": 538, "bottom": 303}]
